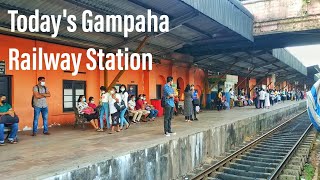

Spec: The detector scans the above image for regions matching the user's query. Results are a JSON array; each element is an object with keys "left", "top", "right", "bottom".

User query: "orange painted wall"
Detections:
[
  {"left": 0, "top": 34, "right": 101, "bottom": 130},
  {"left": 0, "top": 34, "right": 206, "bottom": 130}
]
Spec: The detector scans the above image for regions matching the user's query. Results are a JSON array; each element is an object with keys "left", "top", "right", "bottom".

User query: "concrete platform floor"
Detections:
[{"left": 0, "top": 101, "right": 304, "bottom": 179}]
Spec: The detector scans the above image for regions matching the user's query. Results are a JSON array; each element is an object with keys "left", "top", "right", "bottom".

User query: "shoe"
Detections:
[
  {"left": 168, "top": 132, "right": 176, "bottom": 135},
  {"left": 0, "top": 142, "right": 5, "bottom": 146},
  {"left": 194, "top": 118, "right": 199, "bottom": 121},
  {"left": 8, "top": 140, "right": 17, "bottom": 144},
  {"left": 164, "top": 132, "right": 171, "bottom": 137},
  {"left": 31, "top": 133, "right": 37, "bottom": 136},
  {"left": 43, "top": 132, "right": 50, "bottom": 135}
]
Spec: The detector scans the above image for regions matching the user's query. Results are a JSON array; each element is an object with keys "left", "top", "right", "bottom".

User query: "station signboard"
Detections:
[{"left": 0, "top": 61, "right": 5, "bottom": 75}]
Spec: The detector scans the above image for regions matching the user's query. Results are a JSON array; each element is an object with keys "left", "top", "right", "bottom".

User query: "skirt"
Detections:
[{"left": 83, "top": 112, "right": 98, "bottom": 121}]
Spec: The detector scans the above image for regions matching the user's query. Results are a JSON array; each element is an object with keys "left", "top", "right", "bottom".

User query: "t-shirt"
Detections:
[
  {"left": 136, "top": 99, "right": 143, "bottom": 110},
  {"left": 100, "top": 92, "right": 110, "bottom": 103},
  {"left": 259, "top": 91, "right": 266, "bottom": 100},
  {"left": 120, "top": 92, "right": 129, "bottom": 107},
  {"left": 33, "top": 85, "right": 49, "bottom": 108},
  {"left": 128, "top": 100, "right": 136, "bottom": 110},
  {"left": 76, "top": 102, "right": 88, "bottom": 114},
  {"left": 0, "top": 103, "right": 12, "bottom": 113},
  {"left": 163, "top": 84, "right": 174, "bottom": 107},
  {"left": 109, "top": 93, "right": 121, "bottom": 114}
]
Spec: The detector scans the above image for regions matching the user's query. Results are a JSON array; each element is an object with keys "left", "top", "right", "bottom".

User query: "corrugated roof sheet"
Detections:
[
  {"left": 272, "top": 49, "right": 308, "bottom": 76},
  {"left": 180, "top": 0, "right": 254, "bottom": 41}
]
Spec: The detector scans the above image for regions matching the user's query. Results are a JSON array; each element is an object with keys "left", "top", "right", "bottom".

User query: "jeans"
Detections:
[
  {"left": 260, "top": 100, "right": 265, "bottom": 108},
  {"left": 33, "top": 106, "right": 49, "bottom": 134},
  {"left": 0, "top": 123, "right": 18, "bottom": 143},
  {"left": 120, "top": 107, "right": 129, "bottom": 128},
  {"left": 164, "top": 105, "right": 174, "bottom": 133},
  {"left": 254, "top": 98, "right": 259, "bottom": 108},
  {"left": 148, "top": 109, "right": 159, "bottom": 118},
  {"left": 100, "top": 102, "right": 109, "bottom": 129}
]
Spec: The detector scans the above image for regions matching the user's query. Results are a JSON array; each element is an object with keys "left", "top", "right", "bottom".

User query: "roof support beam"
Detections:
[{"left": 107, "top": 36, "right": 149, "bottom": 90}]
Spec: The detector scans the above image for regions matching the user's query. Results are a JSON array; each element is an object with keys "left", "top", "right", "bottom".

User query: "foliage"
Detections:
[{"left": 301, "top": 163, "right": 315, "bottom": 180}]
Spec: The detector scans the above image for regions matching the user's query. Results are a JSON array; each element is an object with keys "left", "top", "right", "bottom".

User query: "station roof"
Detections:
[
  {"left": 307, "top": 65, "right": 320, "bottom": 82},
  {"left": 194, "top": 48, "right": 310, "bottom": 84},
  {"left": 0, "top": 0, "right": 253, "bottom": 60}
]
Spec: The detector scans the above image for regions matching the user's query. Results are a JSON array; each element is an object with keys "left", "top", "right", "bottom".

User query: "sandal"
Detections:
[
  {"left": 97, "top": 128, "right": 104, "bottom": 132},
  {"left": 126, "top": 124, "right": 131, "bottom": 129}
]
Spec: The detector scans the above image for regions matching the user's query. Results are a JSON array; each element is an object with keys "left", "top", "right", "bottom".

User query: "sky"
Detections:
[{"left": 286, "top": 45, "right": 320, "bottom": 67}]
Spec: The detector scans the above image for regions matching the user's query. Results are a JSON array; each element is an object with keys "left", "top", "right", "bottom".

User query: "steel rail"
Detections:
[
  {"left": 192, "top": 109, "right": 307, "bottom": 180},
  {"left": 268, "top": 122, "right": 313, "bottom": 180}
]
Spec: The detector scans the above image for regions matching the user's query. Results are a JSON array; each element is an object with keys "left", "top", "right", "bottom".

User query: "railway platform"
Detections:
[{"left": 0, "top": 101, "right": 306, "bottom": 180}]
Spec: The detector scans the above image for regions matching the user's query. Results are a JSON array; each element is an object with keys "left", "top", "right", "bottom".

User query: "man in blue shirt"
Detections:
[
  {"left": 191, "top": 85, "right": 199, "bottom": 121},
  {"left": 163, "top": 76, "right": 176, "bottom": 136}
]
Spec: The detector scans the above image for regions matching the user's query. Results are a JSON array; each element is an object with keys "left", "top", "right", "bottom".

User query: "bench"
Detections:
[{"left": 73, "top": 107, "right": 90, "bottom": 130}]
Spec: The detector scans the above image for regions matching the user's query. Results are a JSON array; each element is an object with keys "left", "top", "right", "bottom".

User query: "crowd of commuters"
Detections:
[
  {"left": 0, "top": 75, "right": 307, "bottom": 144},
  {"left": 211, "top": 87, "right": 305, "bottom": 111},
  {"left": 75, "top": 85, "right": 159, "bottom": 134}
]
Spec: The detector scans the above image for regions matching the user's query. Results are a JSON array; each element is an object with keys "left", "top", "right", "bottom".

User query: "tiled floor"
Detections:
[{"left": 0, "top": 101, "right": 304, "bottom": 179}]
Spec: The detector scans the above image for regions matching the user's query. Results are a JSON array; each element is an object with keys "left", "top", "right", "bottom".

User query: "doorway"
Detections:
[
  {"left": 0, "top": 75, "right": 12, "bottom": 105},
  {"left": 127, "top": 84, "right": 138, "bottom": 98}
]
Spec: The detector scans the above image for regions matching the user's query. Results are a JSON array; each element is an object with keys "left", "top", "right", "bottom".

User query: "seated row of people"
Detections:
[{"left": 75, "top": 85, "right": 159, "bottom": 133}]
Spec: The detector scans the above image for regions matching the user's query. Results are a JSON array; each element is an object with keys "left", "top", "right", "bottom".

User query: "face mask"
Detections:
[
  {"left": 130, "top": 88, "right": 133, "bottom": 90},
  {"left": 120, "top": 88, "right": 125, "bottom": 92},
  {"left": 41, "top": 82, "right": 45, "bottom": 86},
  {"left": 82, "top": 98, "right": 86, "bottom": 102},
  {"left": 133, "top": 98, "right": 136, "bottom": 101},
  {"left": 140, "top": 97, "right": 143, "bottom": 99},
  {"left": 1, "top": 100, "right": 6, "bottom": 104},
  {"left": 110, "top": 91, "right": 115, "bottom": 94},
  {"left": 91, "top": 101, "right": 94, "bottom": 103},
  {"left": 144, "top": 97, "right": 146, "bottom": 100}
]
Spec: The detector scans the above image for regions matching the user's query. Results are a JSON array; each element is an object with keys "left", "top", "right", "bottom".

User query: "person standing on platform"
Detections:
[
  {"left": 265, "top": 90, "right": 271, "bottom": 109},
  {"left": 216, "top": 88, "right": 223, "bottom": 111},
  {"left": 128, "top": 86, "right": 136, "bottom": 97},
  {"left": 254, "top": 88, "right": 259, "bottom": 109},
  {"left": 184, "top": 85, "right": 193, "bottom": 122},
  {"left": 191, "top": 85, "right": 199, "bottom": 120},
  {"left": 259, "top": 89, "right": 266, "bottom": 109},
  {"left": 230, "top": 88, "right": 234, "bottom": 109},
  {"left": 32, "top": 77, "right": 51, "bottom": 136},
  {"left": 119, "top": 84, "right": 129, "bottom": 130},
  {"left": 163, "top": 76, "right": 176, "bottom": 136},
  {"left": 99, "top": 86, "right": 110, "bottom": 131},
  {"left": 225, "top": 89, "right": 231, "bottom": 110}
]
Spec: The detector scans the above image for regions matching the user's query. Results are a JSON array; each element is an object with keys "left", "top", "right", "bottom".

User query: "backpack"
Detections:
[{"left": 31, "top": 85, "right": 47, "bottom": 108}]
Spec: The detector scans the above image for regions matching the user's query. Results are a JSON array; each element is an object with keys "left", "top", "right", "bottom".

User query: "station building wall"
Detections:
[{"left": 0, "top": 34, "right": 205, "bottom": 131}]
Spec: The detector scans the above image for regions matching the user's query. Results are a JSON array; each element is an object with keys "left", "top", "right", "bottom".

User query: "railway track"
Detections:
[{"left": 192, "top": 111, "right": 316, "bottom": 180}]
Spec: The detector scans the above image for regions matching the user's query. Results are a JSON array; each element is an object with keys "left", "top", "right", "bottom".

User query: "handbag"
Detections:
[
  {"left": 115, "top": 100, "right": 126, "bottom": 112},
  {"left": 0, "top": 114, "right": 19, "bottom": 124},
  {"left": 111, "top": 112, "right": 120, "bottom": 125},
  {"left": 82, "top": 107, "right": 94, "bottom": 114}
]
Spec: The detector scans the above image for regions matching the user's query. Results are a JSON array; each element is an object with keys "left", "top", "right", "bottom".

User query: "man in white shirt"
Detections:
[{"left": 259, "top": 89, "right": 266, "bottom": 109}]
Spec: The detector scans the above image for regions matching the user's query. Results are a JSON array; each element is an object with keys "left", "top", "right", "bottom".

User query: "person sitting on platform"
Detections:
[
  {"left": 136, "top": 94, "right": 150, "bottom": 122},
  {"left": 143, "top": 94, "right": 158, "bottom": 121},
  {"left": 0, "top": 94, "right": 19, "bottom": 145},
  {"left": 128, "top": 95, "right": 143, "bottom": 123},
  {"left": 76, "top": 95, "right": 100, "bottom": 131},
  {"left": 88, "top": 97, "right": 97, "bottom": 110}
]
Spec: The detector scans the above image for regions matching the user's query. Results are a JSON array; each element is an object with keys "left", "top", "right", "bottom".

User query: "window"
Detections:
[
  {"left": 156, "top": 84, "right": 162, "bottom": 99},
  {"left": 63, "top": 80, "right": 86, "bottom": 112}
]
